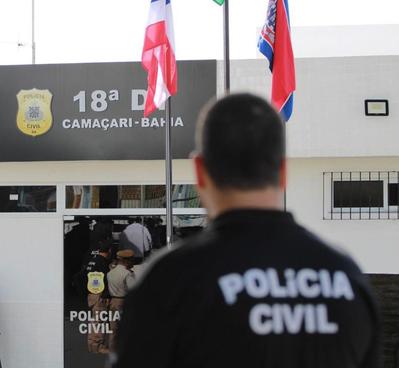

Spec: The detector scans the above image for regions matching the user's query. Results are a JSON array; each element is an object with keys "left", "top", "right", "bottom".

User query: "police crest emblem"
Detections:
[
  {"left": 16, "top": 88, "right": 53, "bottom": 137},
  {"left": 87, "top": 272, "right": 105, "bottom": 294}
]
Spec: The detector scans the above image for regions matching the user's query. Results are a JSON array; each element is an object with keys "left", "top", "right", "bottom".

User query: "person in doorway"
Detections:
[
  {"left": 111, "top": 94, "right": 381, "bottom": 368},
  {"left": 119, "top": 218, "right": 152, "bottom": 264},
  {"left": 107, "top": 249, "right": 136, "bottom": 350},
  {"left": 86, "top": 238, "right": 112, "bottom": 354}
]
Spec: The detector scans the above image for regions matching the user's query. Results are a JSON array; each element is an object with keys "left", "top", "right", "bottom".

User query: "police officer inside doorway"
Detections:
[
  {"left": 112, "top": 94, "right": 381, "bottom": 368},
  {"left": 107, "top": 249, "right": 135, "bottom": 350},
  {"left": 86, "top": 238, "right": 112, "bottom": 354}
]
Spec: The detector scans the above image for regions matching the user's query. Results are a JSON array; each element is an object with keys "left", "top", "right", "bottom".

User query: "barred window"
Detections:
[{"left": 323, "top": 172, "right": 399, "bottom": 220}]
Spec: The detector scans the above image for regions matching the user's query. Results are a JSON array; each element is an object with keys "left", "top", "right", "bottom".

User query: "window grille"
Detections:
[{"left": 323, "top": 172, "right": 399, "bottom": 220}]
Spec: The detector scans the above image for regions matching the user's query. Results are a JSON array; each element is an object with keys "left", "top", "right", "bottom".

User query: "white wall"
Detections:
[
  {"left": 254, "top": 25, "right": 399, "bottom": 60},
  {"left": 0, "top": 159, "right": 195, "bottom": 184},
  {"left": 287, "top": 157, "right": 399, "bottom": 274},
  {"left": 291, "top": 25, "right": 399, "bottom": 59},
  {"left": 0, "top": 216, "right": 63, "bottom": 368},
  {"left": 225, "top": 56, "right": 399, "bottom": 158},
  {"left": 224, "top": 56, "right": 399, "bottom": 271}
]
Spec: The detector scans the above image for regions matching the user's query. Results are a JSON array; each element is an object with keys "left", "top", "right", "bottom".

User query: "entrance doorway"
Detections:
[{"left": 63, "top": 214, "right": 206, "bottom": 368}]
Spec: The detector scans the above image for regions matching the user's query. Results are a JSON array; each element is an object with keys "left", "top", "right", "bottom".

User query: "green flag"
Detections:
[{"left": 213, "top": 0, "right": 225, "bottom": 5}]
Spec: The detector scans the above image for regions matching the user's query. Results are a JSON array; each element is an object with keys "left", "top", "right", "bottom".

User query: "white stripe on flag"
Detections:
[
  {"left": 147, "top": 1, "right": 166, "bottom": 25},
  {"left": 166, "top": 4, "right": 175, "bottom": 52},
  {"left": 153, "top": 48, "right": 170, "bottom": 108}
]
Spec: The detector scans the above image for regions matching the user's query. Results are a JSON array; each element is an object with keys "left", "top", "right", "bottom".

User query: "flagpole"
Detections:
[
  {"left": 284, "top": 123, "right": 287, "bottom": 211},
  {"left": 223, "top": 0, "right": 230, "bottom": 91},
  {"left": 165, "top": 98, "right": 173, "bottom": 248},
  {"left": 32, "top": 0, "right": 36, "bottom": 64}
]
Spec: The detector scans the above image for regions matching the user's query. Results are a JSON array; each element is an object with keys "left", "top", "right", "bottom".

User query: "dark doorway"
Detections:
[{"left": 64, "top": 214, "right": 206, "bottom": 368}]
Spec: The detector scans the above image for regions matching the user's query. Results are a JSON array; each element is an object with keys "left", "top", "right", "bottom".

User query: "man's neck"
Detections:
[{"left": 206, "top": 187, "right": 284, "bottom": 219}]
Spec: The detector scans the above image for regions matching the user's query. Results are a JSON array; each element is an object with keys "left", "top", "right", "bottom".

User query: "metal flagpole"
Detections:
[
  {"left": 283, "top": 123, "right": 287, "bottom": 211},
  {"left": 223, "top": 0, "right": 230, "bottom": 92},
  {"left": 32, "top": 0, "right": 36, "bottom": 64},
  {"left": 165, "top": 98, "right": 173, "bottom": 247}
]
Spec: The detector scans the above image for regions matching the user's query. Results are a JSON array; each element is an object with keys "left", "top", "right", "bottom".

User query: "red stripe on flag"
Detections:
[
  {"left": 271, "top": 0, "right": 295, "bottom": 111},
  {"left": 142, "top": 21, "right": 177, "bottom": 117}
]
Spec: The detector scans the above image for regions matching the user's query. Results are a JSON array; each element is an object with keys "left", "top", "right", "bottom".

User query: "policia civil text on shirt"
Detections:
[{"left": 111, "top": 94, "right": 381, "bottom": 368}]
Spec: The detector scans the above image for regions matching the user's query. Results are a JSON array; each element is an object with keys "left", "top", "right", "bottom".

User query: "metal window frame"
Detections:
[
  {"left": 0, "top": 183, "right": 207, "bottom": 218},
  {"left": 323, "top": 171, "right": 399, "bottom": 220},
  {"left": 62, "top": 182, "right": 205, "bottom": 215}
]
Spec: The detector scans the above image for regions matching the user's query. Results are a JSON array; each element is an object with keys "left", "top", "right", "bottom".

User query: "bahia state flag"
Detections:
[
  {"left": 258, "top": 0, "right": 296, "bottom": 121},
  {"left": 142, "top": 0, "right": 177, "bottom": 117}
]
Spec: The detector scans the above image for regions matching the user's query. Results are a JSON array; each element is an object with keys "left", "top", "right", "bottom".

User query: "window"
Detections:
[
  {"left": 333, "top": 181, "right": 383, "bottom": 208},
  {"left": 323, "top": 172, "right": 399, "bottom": 220},
  {"left": 388, "top": 183, "right": 399, "bottom": 206},
  {"left": 0, "top": 186, "right": 56, "bottom": 212},
  {"left": 65, "top": 185, "right": 201, "bottom": 209}
]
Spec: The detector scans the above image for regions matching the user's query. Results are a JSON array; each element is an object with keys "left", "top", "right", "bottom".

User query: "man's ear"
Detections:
[
  {"left": 193, "top": 154, "right": 206, "bottom": 189},
  {"left": 279, "top": 159, "right": 287, "bottom": 189}
]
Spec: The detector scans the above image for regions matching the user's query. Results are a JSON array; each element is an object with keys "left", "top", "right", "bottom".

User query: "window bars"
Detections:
[{"left": 323, "top": 171, "right": 399, "bottom": 220}]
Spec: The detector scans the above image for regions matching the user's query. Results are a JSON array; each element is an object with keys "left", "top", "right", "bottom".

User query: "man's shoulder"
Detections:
[
  {"left": 296, "top": 225, "right": 363, "bottom": 275},
  {"left": 152, "top": 230, "right": 215, "bottom": 266},
  {"left": 130, "top": 230, "right": 216, "bottom": 288}
]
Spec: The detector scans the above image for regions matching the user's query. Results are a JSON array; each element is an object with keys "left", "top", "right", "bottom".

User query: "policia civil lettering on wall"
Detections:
[{"left": 0, "top": 60, "right": 216, "bottom": 161}]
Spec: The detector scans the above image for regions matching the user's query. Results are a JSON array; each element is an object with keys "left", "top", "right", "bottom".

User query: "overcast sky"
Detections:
[{"left": 0, "top": 0, "right": 398, "bottom": 65}]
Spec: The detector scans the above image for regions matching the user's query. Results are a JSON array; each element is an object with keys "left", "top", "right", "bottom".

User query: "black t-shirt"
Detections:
[{"left": 113, "top": 210, "right": 381, "bottom": 368}]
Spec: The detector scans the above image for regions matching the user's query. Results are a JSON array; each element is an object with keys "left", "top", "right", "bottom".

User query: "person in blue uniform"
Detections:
[{"left": 111, "top": 93, "right": 381, "bottom": 368}]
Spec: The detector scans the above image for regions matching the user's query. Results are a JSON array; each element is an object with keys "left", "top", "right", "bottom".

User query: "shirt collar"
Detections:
[{"left": 210, "top": 209, "right": 295, "bottom": 230}]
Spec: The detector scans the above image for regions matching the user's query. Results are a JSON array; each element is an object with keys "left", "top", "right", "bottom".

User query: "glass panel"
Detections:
[
  {"left": 66, "top": 185, "right": 201, "bottom": 209},
  {"left": 172, "top": 185, "right": 201, "bottom": 208},
  {"left": 173, "top": 215, "right": 207, "bottom": 241},
  {"left": 388, "top": 183, "right": 399, "bottom": 206},
  {"left": 119, "top": 186, "right": 143, "bottom": 208},
  {"left": 143, "top": 185, "right": 166, "bottom": 208},
  {"left": 66, "top": 185, "right": 141, "bottom": 209},
  {"left": 333, "top": 181, "right": 383, "bottom": 208},
  {"left": 0, "top": 186, "right": 56, "bottom": 212}
]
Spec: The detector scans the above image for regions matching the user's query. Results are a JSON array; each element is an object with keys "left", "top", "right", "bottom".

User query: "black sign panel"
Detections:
[{"left": 0, "top": 60, "right": 216, "bottom": 161}]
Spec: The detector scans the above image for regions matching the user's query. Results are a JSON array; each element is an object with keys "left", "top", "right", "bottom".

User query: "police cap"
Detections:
[{"left": 117, "top": 249, "right": 135, "bottom": 259}]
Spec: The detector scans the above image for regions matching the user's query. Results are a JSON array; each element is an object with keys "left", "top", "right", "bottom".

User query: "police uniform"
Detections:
[
  {"left": 86, "top": 250, "right": 111, "bottom": 353},
  {"left": 107, "top": 249, "right": 135, "bottom": 350},
  {"left": 113, "top": 210, "right": 380, "bottom": 368}
]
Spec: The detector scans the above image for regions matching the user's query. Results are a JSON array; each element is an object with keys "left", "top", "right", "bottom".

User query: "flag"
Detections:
[
  {"left": 258, "top": 0, "right": 296, "bottom": 121},
  {"left": 142, "top": 0, "right": 177, "bottom": 117},
  {"left": 213, "top": 0, "right": 225, "bottom": 5}
]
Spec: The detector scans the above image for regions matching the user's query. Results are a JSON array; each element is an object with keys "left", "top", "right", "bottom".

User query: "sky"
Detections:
[{"left": 0, "top": 0, "right": 398, "bottom": 65}]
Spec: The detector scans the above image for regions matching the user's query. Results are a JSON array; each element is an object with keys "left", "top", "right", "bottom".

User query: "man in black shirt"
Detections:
[{"left": 112, "top": 94, "right": 380, "bottom": 368}]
